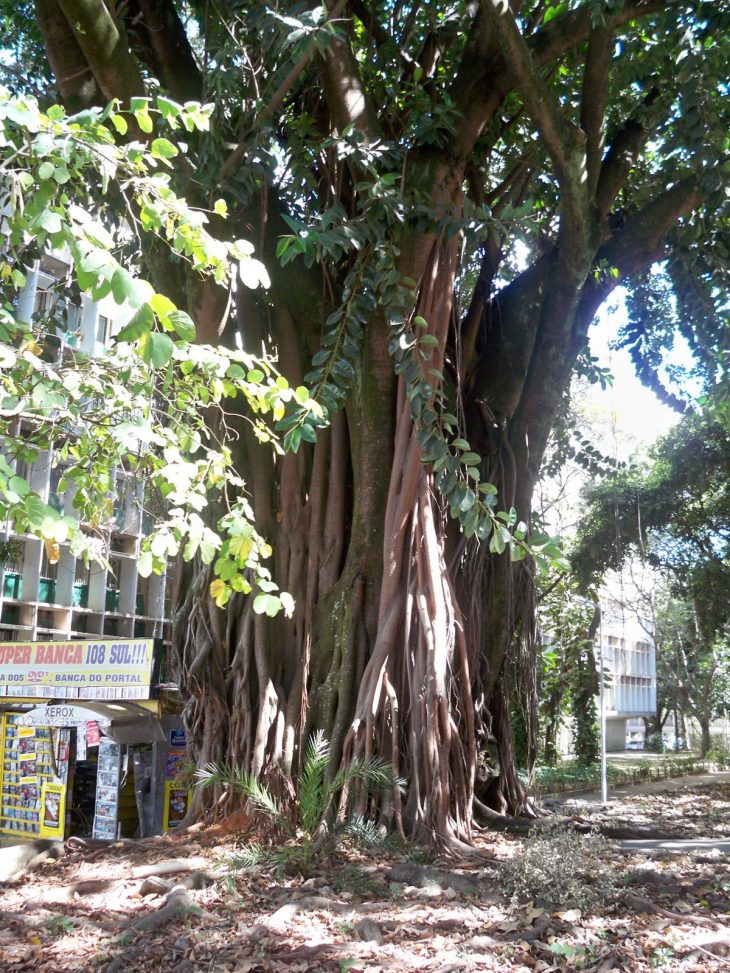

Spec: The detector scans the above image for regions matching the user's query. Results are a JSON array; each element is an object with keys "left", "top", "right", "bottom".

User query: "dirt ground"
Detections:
[{"left": 1, "top": 780, "right": 729, "bottom": 973}]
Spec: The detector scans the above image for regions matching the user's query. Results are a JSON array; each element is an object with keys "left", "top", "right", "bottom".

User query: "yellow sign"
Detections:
[
  {"left": 39, "top": 781, "right": 65, "bottom": 839},
  {"left": 0, "top": 639, "right": 157, "bottom": 699},
  {"left": 162, "top": 781, "right": 191, "bottom": 831}
]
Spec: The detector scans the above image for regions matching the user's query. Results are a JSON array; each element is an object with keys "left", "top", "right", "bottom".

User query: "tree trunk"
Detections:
[{"left": 699, "top": 718, "right": 712, "bottom": 757}]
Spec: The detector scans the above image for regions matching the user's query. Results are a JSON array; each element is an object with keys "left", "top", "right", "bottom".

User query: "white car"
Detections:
[
  {"left": 625, "top": 735, "right": 645, "bottom": 750},
  {"left": 663, "top": 735, "right": 686, "bottom": 750}
]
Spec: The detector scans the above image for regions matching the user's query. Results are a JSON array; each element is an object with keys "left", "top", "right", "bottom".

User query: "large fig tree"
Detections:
[{"left": 9, "top": 0, "right": 728, "bottom": 846}]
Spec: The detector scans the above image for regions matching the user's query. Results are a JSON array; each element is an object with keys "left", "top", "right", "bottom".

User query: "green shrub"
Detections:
[
  {"left": 706, "top": 744, "right": 730, "bottom": 769},
  {"left": 196, "top": 731, "right": 402, "bottom": 877}
]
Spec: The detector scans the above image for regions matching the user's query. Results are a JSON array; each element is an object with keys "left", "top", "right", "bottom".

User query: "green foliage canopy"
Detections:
[
  {"left": 573, "top": 410, "right": 730, "bottom": 637},
  {"left": 0, "top": 88, "right": 324, "bottom": 615}
]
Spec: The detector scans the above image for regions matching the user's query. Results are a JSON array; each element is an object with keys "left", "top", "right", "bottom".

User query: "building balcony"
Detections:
[
  {"left": 3, "top": 572, "right": 22, "bottom": 600},
  {"left": 48, "top": 491, "right": 65, "bottom": 513},
  {"left": 72, "top": 583, "right": 89, "bottom": 608},
  {"left": 38, "top": 577, "right": 57, "bottom": 604}
]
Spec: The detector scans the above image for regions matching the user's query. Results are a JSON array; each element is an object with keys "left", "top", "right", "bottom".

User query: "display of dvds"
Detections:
[
  {"left": 91, "top": 739, "right": 120, "bottom": 840},
  {"left": 0, "top": 714, "right": 62, "bottom": 836}
]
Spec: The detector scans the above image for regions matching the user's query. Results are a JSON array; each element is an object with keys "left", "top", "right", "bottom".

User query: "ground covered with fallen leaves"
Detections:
[{"left": 1, "top": 779, "right": 729, "bottom": 973}]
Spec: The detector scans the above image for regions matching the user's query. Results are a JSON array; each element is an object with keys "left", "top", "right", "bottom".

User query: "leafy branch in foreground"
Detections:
[
  {"left": 0, "top": 88, "right": 323, "bottom": 616},
  {"left": 196, "top": 731, "right": 403, "bottom": 876}
]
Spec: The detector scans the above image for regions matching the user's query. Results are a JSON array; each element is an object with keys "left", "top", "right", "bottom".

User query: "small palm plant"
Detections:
[{"left": 195, "top": 731, "right": 403, "bottom": 876}]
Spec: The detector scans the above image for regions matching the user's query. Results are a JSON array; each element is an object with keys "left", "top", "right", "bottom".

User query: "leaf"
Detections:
[
  {"left": 239, "top": 257, "right": 271, "bottom": 289},
  {"left": 150, "top": 137, "right": 179, "bottom": 160},
  {"left": 110, "top": 113, "right": 128, "bottom": 135},
  {"left": 43, "top": 538, "right": 61, "bottom": 564},
  {"left": 229, "top": 534, "right": 254, "bottom": 562},
  {"left": 137, "top": 550, "right": 153, "bottom": 578},
  {"left": 156, "top": 95, "right": 182, "bottom": 120},
  {"left": 8, "top": 475, "right": 29, "bottom": 498},
  {"left": 300, "top": 424, "right": 317, "bottom": 444},
  {"left": 521, "top": 905, "right": 545, "bottom": 925},
  {"left": 209, "top": 578, "right": 230, "bottom": 607},
  {"left": 556, "top": 909, "right": 581, "bottom": 922},
  {"left": 80, "top": 249, "right": 112, "bottom": 274},
  {"left": 253, "top": 593, "right": 282, "bottom": 617},
  {"left": 111, "top": 268, "right": 153, "bottom": 308},
  {"left": 543, "top": 2, "right": 567, "bottom": 25},
  {"left": 279, "top": 591, "right": 295, "bottom": 617},
  {"left": 24, "top": 494, "right": 50, "bottom": 530},
  {"left": 134, "top": 109, "right": 154, "bottom": 133},
  {"left": 150, "top": 293, "right": 177, "bottom": 319},
  {"left": 40, "top": 515, "right": 67, "bottom": 542},
  {"left": 489, "top": 529, "right": 506, "bottom": 555},
  {"left": 139, "top": 331, "right": 174, "bottom": 368},
  {"left": 167, "top": 310, "right": 196, "bottom": 341},
  {"left": 116, "top": 303, "right": 154, "bottom": 342},
  {"left": 39, "top": 210, "right": 62, "bottom": 234}
]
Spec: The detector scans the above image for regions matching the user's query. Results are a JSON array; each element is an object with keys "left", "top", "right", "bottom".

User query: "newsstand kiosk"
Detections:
[{"left": 0, "top": 638, "right": 191, "bottom": 840}]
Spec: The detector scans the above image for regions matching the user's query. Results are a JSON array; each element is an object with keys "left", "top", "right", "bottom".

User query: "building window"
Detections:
[
  {"left": 97, "top": 315, "right": 112, "bottom": 346},
  {"left": 34, "top": 288, "right": 55, "bottom": 316},
  {"left": 34, "top": 289, "right": 81, "bottom": 347},
  {"left": 48, "top": 465, "right": 66, "bottom": 514},
  {"left": 39, "top": 549, "right": 58, "bottom": 605}
]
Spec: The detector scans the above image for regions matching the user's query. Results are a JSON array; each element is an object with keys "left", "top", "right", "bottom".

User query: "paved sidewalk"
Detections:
[
  {"left": 542, "top": 769, "right": 730, "bottom": 807},
  {"left": 617, "top": 837, "right": 730, "bottom": 855},
  {"left": 543, "top": 770, "right": 730, "bottom": 857}
]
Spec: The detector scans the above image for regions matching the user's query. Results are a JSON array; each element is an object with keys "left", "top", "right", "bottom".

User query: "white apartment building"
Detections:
[
  {"left": 599, "top": 595, "right": 657, "bottom": 750},
  {"left": 0, "top": 255, "right": 173, "bottom": 656}
]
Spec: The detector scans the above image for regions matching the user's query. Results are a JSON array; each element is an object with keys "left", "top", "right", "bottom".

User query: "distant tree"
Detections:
[
  {"left": 574, "top": 412, "right": 730, "bottom": 754},
  {"left": 537, "top": 580, "right": 599, "bottom": 766},
  {"left": 650, "top": 589, "right": 729, "bottom": 754}
]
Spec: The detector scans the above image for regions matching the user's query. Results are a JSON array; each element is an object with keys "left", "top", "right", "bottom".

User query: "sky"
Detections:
[
  {"left": 583, "top": 290, "right": 683, "bottom": 460},
  {"left": 538, "top": 289, "right": 687, "bottom": 537}
]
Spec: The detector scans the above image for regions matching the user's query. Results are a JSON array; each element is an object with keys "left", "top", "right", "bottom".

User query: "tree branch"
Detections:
[
  {"left": 598, "top": 173, "right": 704, "bottom": 278},
  {"left": 125, "top": 0, "right": 203, "bottom": 102},
  {"left": 318, "top": 0, "right": 381, "bottom": 144},
  {"left": 57, "top": 0, "right": 144, "bottom": 105},
  {"left": 34, "top": 0, "right": 102, "bottom": 111},
  {"left": 350, "top": 0, "right": 399, "bottom": 54},
  {"left": 569, "top": 168, "right": 711, "bottom": 355},
  {"left": 595, "top": 88, "right": 661, "bottom": 218},
  {"left": 479, "top": 0, "right": 584, "bottom": 192},
  {"left": 580, "top": 21, "right": 614, "bottom": 199},
  {"left": 221, "top": 0, "right": 350, "bottom": 182},
  {"left": 449, "top": 0, "right": 672, "bottom": 168}
]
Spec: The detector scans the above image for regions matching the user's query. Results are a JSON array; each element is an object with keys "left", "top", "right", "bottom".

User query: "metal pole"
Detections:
[{"left": 599, "top": 596, "right": 608, "bottom": 803}]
